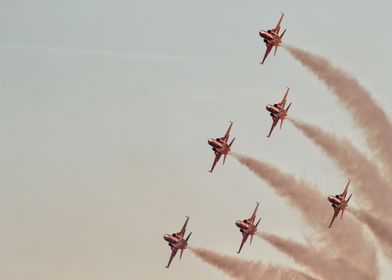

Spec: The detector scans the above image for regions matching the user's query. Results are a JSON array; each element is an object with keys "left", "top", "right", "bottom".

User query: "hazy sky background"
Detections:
[{"left": 0, "top": 0, "right": 391, "bottom": 279}]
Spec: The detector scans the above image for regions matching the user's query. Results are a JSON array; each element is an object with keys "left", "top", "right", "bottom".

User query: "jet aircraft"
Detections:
[
  {"left": 235, "top": 202, "right": 261, "bottom": 254},
  {"left": 163, "top": 216, "right": 192, "bottom": 268},
  {"left": 259, "top": 13, "right": 286, "bottom": 64},
  {"left": 266, "top": 87, "right": 292, "bottom": 137},
  {"left": 207, "top": 122, "right": 235, "bottom": 173},
  {"left": 328, "top": 179, "right": 352, "bottom": 228}
]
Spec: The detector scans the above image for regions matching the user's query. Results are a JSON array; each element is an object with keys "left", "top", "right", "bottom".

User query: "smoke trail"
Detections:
[
  {"left": 350, "top": 209, "right": 392, "bottom": 261},
  {"left": 0, "top": 43, "right": 242, "bottom": 64},
  {"left": 289, "top": 118, "right": 392, "bottom": 215},
  {"left": 258, "top": 232, "right": 366, "bottom": 280},
  {"left": 232, "top": 153, "right": 378, "bottom": 279},
  {"left": 285, "top": 45, "right": 392, "bottom": 182},
  {"left": 190, "top": 247, "right": 317, "bottom": 280}
]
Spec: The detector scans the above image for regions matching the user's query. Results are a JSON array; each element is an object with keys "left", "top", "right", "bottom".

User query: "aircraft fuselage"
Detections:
[
  {"left": 266, "top": 104, "right": 285, "bottom": 117},
  {"left": 163, "top": 234, "right": 187, "bottom": 249},
  {"left": 235, "top": 220, "right": 256, "bottom": 234},
  {"left": 208, "top": 138, "right": 230, "bottom": 154},
  {"left": 259, "top": 30, "right": 280, "bottom": 45},
  {"left": 328, "top": 195, "right": 347, "bottom": 210}
]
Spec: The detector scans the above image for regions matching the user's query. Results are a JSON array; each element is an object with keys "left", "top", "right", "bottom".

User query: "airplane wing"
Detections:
[
  {"left": 272, "top": 13, "right": 284, "bottom": 33},
  {"left": 248, "top": 202, "right": 260, "bottom": 223},
  {"left": 237, "top": 232, "right": 250, "bottom": 254},
  {"left": 267, "top": 116, "right": 279, "bottom": 137},
  {"left": 329, "top": 207, "right": 340, "bottom": 228},
  {"left": 340, "top": 179, "right": 351, "bottom": 199},
  {"left": 261, "top": 44, "right": 273, "bottom": 64},
  {"left": 209, "top": 152, "right": 222, "bottom": 173},
  {"left": 221, "top": 121, "right": 233, "bottom": 143},
  {"left": 166, "top": 247, "right": 178, "bottom": 268},
  {"left": 178, "top": 216, "right": 189, "bottom": 237},
  {"left": 278, "top": 87, "right": 290, "bottom": 108}
]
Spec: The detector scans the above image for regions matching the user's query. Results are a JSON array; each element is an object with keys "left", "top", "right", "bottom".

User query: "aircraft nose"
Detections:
[
  {"left": 235, "top": 220, "right": 241, "bottom": 227},
  {"left": 208, "top": 138, "right": 214, "bottom": 145},
  {"left": 163, "top": 234, "right": 170, "bottom": 241},
  {"left": 327, "top": 196, "right": 333, "bottom": 202}
]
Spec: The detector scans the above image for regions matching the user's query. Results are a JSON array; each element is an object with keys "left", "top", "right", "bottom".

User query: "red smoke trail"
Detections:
[
  {"left": 289, "top": 118, "right": 392, "bottom": 216},
  {"left": 350, "top": 209, "right": 392, "bottom": 261},
  {"left": 259, "top": 232, "right": 367, "bottom": 279},
  {"left": 232, "top": 153, "right": 378, "bottom": 279},
  {"left": 285, "top": 45, "right": 392, "bottom": 184},
  {"left": 190, "top": 247, "right": 317, "bottom": 280}
]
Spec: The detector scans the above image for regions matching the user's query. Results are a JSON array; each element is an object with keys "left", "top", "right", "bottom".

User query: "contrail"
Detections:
[
  {"left": 0, "top": 43, "right": 242, "bottom": 64},
  {"left": 232, "top": 153, "right": 378, "bottom": 279},
  {"left": 258, "top": 232, "right": 368, "bottom": 280},
  {"left": 350, "top": 209, "right": 392, "bottom": 261},
  {"left": 285, "top": 45, "right": 392, "bottom": 183},
  {"left": 289, "top": 118, "right": 392, "bottom": 216},
  {"left": 0, "top": 43, "right": 206, "bottom": 62},
  {"left": 190, "top": 247, "right": 317, "bottom": 280}
]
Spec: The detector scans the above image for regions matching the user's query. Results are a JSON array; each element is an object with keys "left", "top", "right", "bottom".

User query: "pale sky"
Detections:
[{"left": 0, "top": 0, "right": 391, "bottom": 279}]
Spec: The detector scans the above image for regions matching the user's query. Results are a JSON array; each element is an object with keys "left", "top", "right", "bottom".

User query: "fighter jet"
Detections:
[
  {"left": 163, "top": 216, "right": 192, "bottom": 268},
  {"left": 266, "top": 87, "right": 292, "bottom": 137},
  {"left": 235, "top": 202, "right": 261, "bottom": 254},
  {"left": 328, "top": 179, "right": 352, "bottom": 228},
  {"left": 259, "top": 13, "right": 286, "bottom": 64},
  {"left": 207, "top": 121, "right": 235, "bottom": 173}
]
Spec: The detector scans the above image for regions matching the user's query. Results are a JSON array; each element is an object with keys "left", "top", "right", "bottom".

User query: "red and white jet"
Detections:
[
  {"left": 259, "top": 13, "right": 286, "bottom": 64},
  {"left": 163, "top": 216, "right": 192, "bottom": 268},
  {"left": 328, "top": 179, "right": 352, "bottom": 228},
  {"left": 235, "top": 202, "right": 261, "bottom": 254},
  {"left": 266, "top": 87, "right": 292, "bottom": 137},
  {"left": 207, "top": 121, "right": 235, "bottom": 173}
]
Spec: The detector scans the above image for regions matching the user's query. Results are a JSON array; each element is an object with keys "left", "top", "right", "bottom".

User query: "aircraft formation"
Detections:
[{"left": 163, "top": 13, "right": 352, "bottom": 268}]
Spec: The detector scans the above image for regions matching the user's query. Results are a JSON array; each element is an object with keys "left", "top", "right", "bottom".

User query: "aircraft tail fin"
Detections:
[
  {"left": 186, "top": 232, "right": 192, "bottom": 242},
  {"left": 229, "top": 137, "right": 235, "bottom": 148},
  {"left": 280, "top": 29, "right": 286, "bottom": 39},
  {"left": 274, "top": 29, "right": 286, "bottom": 57},
  {"left": 224, "top": 137, "right": 235, "bottom": 164},
  {"left": 285, "top": 102, "right": 292, "bottom": 112},
  {"left": 341, "top": 194, "right": 352, "bottom": 220},
  {"left": 280, "top": 118, "right": 284, "bottom": 129},
  {"left": 255, "top": 218, "right": 261, "bottom": 228}
]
